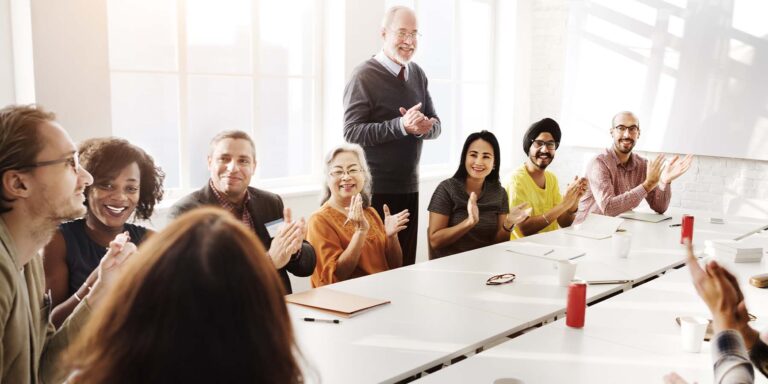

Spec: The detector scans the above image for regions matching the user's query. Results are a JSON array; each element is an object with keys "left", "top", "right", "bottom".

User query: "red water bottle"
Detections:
[
  {"left": 566, "top": 281, "right": 586, "bottom": 328},
  {"left": 680, "top": 215, "right": 694, "bottom": 244}
]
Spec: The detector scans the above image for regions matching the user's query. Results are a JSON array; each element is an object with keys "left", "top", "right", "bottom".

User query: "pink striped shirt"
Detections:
[{"left": 575, "top": 148, "right": 670, "bottom": 224}]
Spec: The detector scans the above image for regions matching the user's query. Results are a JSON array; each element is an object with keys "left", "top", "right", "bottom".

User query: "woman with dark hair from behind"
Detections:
[
  {"left": 427, "top": 131, "right": 531, "bottom": 259},
  {"left": 43, "top": 137, "right": 164, "bottom": 327},
  {"left": 65, "top": 207, "right": 305, "bottom": 384}
]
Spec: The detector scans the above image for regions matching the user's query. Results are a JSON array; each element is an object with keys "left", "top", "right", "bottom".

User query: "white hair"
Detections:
[
  {"left": 381, "top": 6, "right": 414, "bottom": 29},
  {"left": 320, "top": 143, "right": 373, "bottom": 208}
]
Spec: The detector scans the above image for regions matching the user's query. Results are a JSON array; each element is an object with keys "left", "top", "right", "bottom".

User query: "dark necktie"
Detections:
[{"left": 397, "top": 66, "right": 405, "bottom": 81}]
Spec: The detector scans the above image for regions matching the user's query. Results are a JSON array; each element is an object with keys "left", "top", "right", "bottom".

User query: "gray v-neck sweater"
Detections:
[{"left": 343, "top": 58, "right": 441, "bottom": 194}]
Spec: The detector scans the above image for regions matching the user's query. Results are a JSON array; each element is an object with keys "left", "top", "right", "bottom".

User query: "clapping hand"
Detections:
[
  {"left": 268, "top": 208, "right": 306, "bottom": 269},
  {"left": 345, "top": 193, "right": 370, "bottom": 233},
  {"left": 465, "top": 192, "right": 480, "bottom": 227},
  {"left": 90, "top": 231, "right": 137, "bottom": 305},
  {"left": 383, "top": 204, "right": 409, "bottom": 238},
  {"left": 661, "top": 154, "right": 693, "bottom": 184},
  {"left": 399, "top": 102, "right": 436, "bottom": 136},
  {"left": 564, "top": 176, "right": 588, "bottom": 209},
  {"left": 505, "top": 202, "right": 531, "bottom": 229},
  {"left": 643, "top": 154, "right": 665, "bottom": 191},
  {"left": 685, "top": 240, "right": 749, "bottom": 333}
]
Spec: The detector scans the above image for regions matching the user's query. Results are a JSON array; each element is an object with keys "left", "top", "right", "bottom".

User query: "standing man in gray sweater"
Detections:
[{"left": 343, "top": 6, "right": 441, "bottom": 266}]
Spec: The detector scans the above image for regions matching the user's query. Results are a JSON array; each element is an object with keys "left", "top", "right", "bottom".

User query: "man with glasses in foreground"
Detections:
[
  {"left": 0, "top": 104, "right": 136, "bottom": 383},
  {"left": 170, "top": 130, "right": 315, "bottom": 294},
  {"left": 343, "top": 5, "right": 441, "bottom": 266},
  {"left": 575, "top": 111, "right": 693, "bottom": 224},
  {"left": 506, "top": 118, "right": 587, "bottom": 237}
]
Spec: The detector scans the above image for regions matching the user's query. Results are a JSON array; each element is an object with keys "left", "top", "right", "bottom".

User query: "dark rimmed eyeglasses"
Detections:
[
  {"left": 613, "top": 125, "right": 640, "bottom": 134},
  {"left": 486, "top": 273, "right": 516, "bottom": 286},
  {"left": 16, "top": 152, "right": 80, "bottom": 174},
  {"left": 531, "top": 139, "right": 558, "bottom": 150}
]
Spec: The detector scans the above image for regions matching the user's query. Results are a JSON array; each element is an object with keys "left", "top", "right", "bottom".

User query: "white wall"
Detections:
[
  {"left": 30, "top": 0, "right": 112, "bottom": 141},
  {"left": 528, "top": 0, "right": 768, "bottom": 218},
  {"left": 0, "top": 0, "right": 15, "bottom": 105}
]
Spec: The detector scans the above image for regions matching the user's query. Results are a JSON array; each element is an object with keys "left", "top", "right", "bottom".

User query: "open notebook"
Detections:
[
  {"left": 565, "top": 213, "right": 624, "bottom": 240},
  {"left": 286, "top": 288, "right": 390, "bottom": 318},
  {"left": 506, "top": 242, "right": 586, "bottom": 261},
  {"left": 619, "top": 211, "right": 672, "bottom": 223}
]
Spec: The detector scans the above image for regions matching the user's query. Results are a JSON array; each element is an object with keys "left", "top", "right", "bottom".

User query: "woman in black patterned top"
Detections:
[
  {"left": 42, "top": 137, "right": 164, "bottom": 327},
  {"left": 427, "top": 131, "right": 530, "bottom": 259}
]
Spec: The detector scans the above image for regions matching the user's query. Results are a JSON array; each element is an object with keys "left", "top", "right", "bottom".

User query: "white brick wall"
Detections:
[{"left": 527, "top": 0, "right": 768, "bottom": 218}]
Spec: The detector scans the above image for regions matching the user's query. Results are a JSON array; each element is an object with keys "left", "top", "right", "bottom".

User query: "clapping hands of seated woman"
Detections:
[
  {"left": 383, "top": 204, "right": 409, "bottom": 238},
  {"left": 345, "top": 193, "right": 370, "bottom": 233},
  {"left": 268, "top": 207, "right": 306, "bottom": 269},
  {"left": 89, "top": 231, "right": 137, "bottom": 305},
  {"left": 465, "top": 192, "right": 481, "bottom": 228}
]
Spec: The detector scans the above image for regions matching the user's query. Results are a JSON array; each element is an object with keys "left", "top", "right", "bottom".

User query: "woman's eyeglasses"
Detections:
[{"left": 486, "top": 273, "right": 516, "bottom": 285}]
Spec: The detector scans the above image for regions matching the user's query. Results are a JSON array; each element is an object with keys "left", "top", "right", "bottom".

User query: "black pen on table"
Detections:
[
  {"left": 669, "top": 223, "right": 681, "bottom": 227},
  {"left": 303, "top": 317, "right": 341, "bottom": 324}
]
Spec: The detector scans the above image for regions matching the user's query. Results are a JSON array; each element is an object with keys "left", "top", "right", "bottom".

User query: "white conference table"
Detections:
[
  {"left": 290, "top": 210, "right": 768, "bottom": 383},
  {"left": 416, "top": 234, "right": 768, "bottom": 384}
]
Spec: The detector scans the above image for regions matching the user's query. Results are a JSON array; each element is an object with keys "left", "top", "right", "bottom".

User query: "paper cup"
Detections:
[
  {"left": 557, "top": 261, "right": 577, "bottom": 287},
  {"left": 611, "top": 232, "right": 632, "bottom": 258},
  {"left": 680, "top": 316, "right": 708, "bottom": 353}
]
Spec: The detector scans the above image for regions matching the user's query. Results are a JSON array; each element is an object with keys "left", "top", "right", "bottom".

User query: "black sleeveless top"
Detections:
[{"left": 59, "top": 218, "right": 148, "bottom": 295}]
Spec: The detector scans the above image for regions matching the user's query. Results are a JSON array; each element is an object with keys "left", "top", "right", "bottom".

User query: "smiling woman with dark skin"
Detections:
[{"left": 42, "top": 137, "right": 164, "bottom": 327}]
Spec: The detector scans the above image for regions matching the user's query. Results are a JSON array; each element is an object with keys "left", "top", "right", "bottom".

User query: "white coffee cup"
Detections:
[
  {"left": 680, "top": 316, "right": 708, "bottom": 353},
  {"left": 611, "top": 232, "right": 632, "bottom": 259},
  {"left": 557, "top": 260, "right": 577, "bottom": 287}
]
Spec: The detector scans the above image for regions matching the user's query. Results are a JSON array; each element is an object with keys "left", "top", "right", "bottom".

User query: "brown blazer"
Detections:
[{"left": 0, "top": 216, "right": 92, "bottom": 384}]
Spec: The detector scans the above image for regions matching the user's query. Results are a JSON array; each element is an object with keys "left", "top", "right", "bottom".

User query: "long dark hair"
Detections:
[
  {"left": 452, "top": 130, "right": 502, "bottom": 184},
  {"left": 66, "top": 207, "right": 304, "bottom": 384}
]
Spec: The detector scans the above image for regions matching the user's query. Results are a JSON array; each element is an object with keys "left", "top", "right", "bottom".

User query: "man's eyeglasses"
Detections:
[
  {"left": 613, "top": 125, "right": 640, "bottom": 134},
  {"left": 390, "top": 29, "right": 421, "bottom": 40},
  {"left": 329, "top": 168, "right": 361, "bottom": 178},
  {"left": 531, "top": 140, "right": 558, "bottom": 150},
  {"left": 486, "top": 273, "right": 516, "bottom": 285},
  {"left": 17, "top": 153, "right": 80, "bottom": 174}
]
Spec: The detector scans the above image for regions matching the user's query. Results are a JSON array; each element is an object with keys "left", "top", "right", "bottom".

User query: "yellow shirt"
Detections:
[{"left": 506, "top": 164, "right": 562, "bottom": 238}]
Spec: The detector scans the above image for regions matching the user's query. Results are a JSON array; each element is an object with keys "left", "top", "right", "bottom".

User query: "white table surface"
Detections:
[
  {"left": 417, "top": 243, "right": 768, "bottom": 384},
  {"left": 291, "top": 209, "right": 768, "bottom": 383}
]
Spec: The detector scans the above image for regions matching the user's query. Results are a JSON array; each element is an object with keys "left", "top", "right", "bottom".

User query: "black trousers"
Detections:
[{"left": 371, "top": 192, "right": 419, "bottom": 266}]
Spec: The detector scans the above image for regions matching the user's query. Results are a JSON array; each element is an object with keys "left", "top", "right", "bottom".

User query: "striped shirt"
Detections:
[
  {"left": 712, "top": 330, "right": 754, "bottom": 383},
  {"left": 575, "top": 148, "right": 670, "bottom": 224}
]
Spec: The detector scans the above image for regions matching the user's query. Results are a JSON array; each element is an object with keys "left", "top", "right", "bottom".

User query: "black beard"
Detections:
[
  {"left": 614, "top": 140, "right": 635, "bottom": 154},
  {"left": 530, "top": 154, "right": 552, "bottom": 170}
]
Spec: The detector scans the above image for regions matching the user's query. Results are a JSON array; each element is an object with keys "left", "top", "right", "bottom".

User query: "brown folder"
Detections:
[{"left": 286, "top": 288, "right": 390, "bottom": 318}]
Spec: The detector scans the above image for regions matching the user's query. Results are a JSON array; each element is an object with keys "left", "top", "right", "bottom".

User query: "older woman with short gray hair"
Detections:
[{"left": 307, "top": 144, "right": 409, "bottom": 287}]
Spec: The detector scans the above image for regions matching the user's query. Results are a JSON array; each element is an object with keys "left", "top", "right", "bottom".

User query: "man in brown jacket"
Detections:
[{"left": 0, "top": 105, "right": 136, "bottom": 383}]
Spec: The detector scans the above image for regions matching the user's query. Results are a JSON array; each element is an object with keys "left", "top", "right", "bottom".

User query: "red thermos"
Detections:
[
  {"left": 566, "top": 281, "right": 586, "bottom": 328},
  {"left": 680, "top": 215, "right": 694, "bottom": 244}
]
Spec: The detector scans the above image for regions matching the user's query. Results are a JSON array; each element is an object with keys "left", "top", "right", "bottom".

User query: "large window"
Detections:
[
  {"left": 386, "top": 0, "right": 498, "bottom": 172},
  {"left": 107, "top": 0, "right": 320, "bottom": 191},
  {"left": 106, "top": 0, "right": 507, "bottom": 193}
]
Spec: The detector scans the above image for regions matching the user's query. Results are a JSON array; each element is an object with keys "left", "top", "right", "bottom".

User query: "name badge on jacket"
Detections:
[{"left": 265, "top": 218, "right": 284, "bottom": 239}]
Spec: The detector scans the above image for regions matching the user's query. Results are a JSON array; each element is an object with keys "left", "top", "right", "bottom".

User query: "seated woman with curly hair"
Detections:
[{"left": 43, "top": 137, "right": 164, "bottom": 327}]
